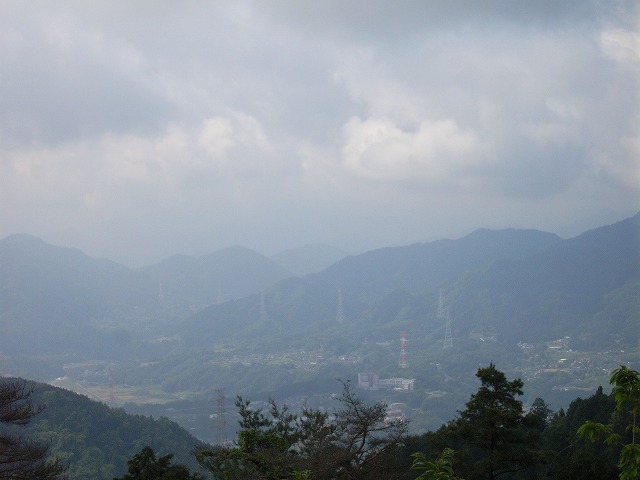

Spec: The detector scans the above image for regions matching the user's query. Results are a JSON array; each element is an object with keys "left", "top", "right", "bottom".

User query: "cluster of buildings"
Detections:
[{"left": 357, "top": 372, "right": 416, "bottom": 391}]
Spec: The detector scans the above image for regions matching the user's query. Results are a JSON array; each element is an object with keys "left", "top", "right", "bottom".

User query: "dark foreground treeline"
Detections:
[{"left": 1, "top": 364, "right": 637, "bottom": 480}]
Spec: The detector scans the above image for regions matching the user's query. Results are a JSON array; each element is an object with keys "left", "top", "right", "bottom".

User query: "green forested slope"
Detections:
[{"left": 4, "top": 377, "right": 207, "bottom": 480}]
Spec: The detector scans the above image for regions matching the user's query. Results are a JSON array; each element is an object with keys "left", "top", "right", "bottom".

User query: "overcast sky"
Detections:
[{"left": 1, "top": 1, "right": 638, "bottom": 266}]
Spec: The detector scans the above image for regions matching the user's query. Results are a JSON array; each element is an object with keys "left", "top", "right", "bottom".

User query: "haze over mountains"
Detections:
[
  {"left": 0, "top": 210, "right": 638, "bottom": 461},
  {"left": 141, "top": 246, "right": 292, "bottom": 310},
  {"left": 2, "top": 4, "right": 637, "bottom": 477},
  {"left": 0, "top": 237, "right": 343, "bottom": 359},
  {"left": 1, "top": 212, "right": 637, "bottom": 368},
  {"left": 180, "top": 213, "right": 638, "bottom": 351}
]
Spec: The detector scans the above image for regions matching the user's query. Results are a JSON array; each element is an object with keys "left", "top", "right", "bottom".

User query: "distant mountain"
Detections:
[
  {"left": 306, "top": 228, "right": 562, "bottom": 296},
  {"left": 450, "top": 212, "right": 640, "bottom": 345},
  {"left": 271, "top": 244, "right": 350, "bottom": 276},
  {"left": 3, "top": 216, "right": 637, "bottom": 440},
  {"left": 0, "top": 234, "right": 159, "bottom": 356},
  {"left": 0, "top": 236, "right": 291, "bottom": 360},
  {"left": 140, "top": 246, "right": 293, "bottom": 308},
  {"left": 179, "top": 214, "right": 639, "bottom": 349},
  {"left": 2, "top": 213, "right": 638, "bottom": 382},
  {"left": 4, "top": 377, "right": 205, "bottom": 480},
  {"left": 0, "top": 234, "right": 156, "bottom": 306},
  {"left": 178, "top": 227, "right": 562, "bottom": 346}
]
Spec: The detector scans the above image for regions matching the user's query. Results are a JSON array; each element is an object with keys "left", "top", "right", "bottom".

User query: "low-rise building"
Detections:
[{"left": 357, "top": 373, "right": 415, "bottom": 391}]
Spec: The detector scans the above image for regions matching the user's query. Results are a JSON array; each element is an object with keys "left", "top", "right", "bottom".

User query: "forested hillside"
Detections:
[
  {"left": 0, "top": 237, "right": 296, "bottom": 371},
  {"left": 179, "top": 212, "right": 639, "bottom": 348},
  {"left": 0, "top": 213, "right": 638, "bottom": 441},
  {"left": 17, "top": 364, "right": 632, "bottom": 480},
  {"left": 0, "top": 234, "right": 158, "bottom": 357},
  {"left": 4, "top": 378, "right": 206, "bottom": 480}
]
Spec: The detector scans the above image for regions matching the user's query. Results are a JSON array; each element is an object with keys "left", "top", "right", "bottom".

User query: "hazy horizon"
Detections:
[
  {"left": 5, "top": 211, "right": 638, "bottom": 270},
  {"left": 2, "top": 1, "right": 638, "bottom": 266}
]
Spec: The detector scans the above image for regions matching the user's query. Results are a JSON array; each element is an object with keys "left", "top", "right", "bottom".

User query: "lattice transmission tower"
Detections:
[
  {"left": 215, "top": 388, "right": 226, "bottom": 444},
  {"left": 439, "top": 289, "right": 453, "bottom": 349},
  {"left": 399, "top": 331, "right": 408, "bottom": 368}
]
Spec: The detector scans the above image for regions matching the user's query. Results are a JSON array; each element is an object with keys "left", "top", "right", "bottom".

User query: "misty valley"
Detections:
[
  {"left": 3, "top": 1, "right": 639, "bottom": 477},
  {"left": 1, "top": 213, "right": 638, "bottom": 479}
]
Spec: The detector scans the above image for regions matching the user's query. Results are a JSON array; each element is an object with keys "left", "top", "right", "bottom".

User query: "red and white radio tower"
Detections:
[{"left": 399, "top": 331, "right": 408, "bottom": 368}]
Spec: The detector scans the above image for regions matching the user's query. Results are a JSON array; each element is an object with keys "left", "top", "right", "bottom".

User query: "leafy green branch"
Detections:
[{"left": 577, "top": 365, "right": 640, "bottom": 480}]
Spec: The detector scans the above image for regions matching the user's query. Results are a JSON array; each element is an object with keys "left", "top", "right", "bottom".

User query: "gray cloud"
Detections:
[{"left": 0, "top": 0, "right": 638, "bottom": 265}]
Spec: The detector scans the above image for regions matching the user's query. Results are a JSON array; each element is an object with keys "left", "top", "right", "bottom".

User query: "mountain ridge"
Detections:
[
  {"left": 1, "top": 213, "right": 637, "bottom": 364},
  {"left": 178, "top": 212, "right": 639, "bottom": 350}
]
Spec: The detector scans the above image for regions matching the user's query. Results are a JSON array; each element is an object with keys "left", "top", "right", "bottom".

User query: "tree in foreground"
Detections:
[
  {"left": 428, "top": 363, "right": 546, "bottom": 480},
  {"left": 195, "top": 381, "right": 407, "bottom": 479},
  {"left": 539, "top": 386, "right": 618, "bottom": 479},
  {"left": 577, "top": 365, "right": 640, "bottom": 480},
  {"left": 113, "top": 446, "right": 204, "bottom": 480},
  {"left": 329, "top": 381, "right": 408, "bottom": 479},
  {"left": 411, "top": 448, "right": 463, "bottom": 480},
  {"left": 0, "top": 379, "right": 66, "bottom": 480}
]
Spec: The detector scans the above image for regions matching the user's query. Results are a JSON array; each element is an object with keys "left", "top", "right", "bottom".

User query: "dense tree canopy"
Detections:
[
  {"left": 2, "top": 378, "right": 204, "bottom": 480},
  {"left": 540, "top": 386, "right": 618, "bottom": 480},
  {"left": 5, "top": 366, "right": 640, "bottom": 479},
  {"left": 113, "top": 446, "right": 204, "bottom": 480},
  {"left": 0, "top": 379, "right": 66, "bottom": 479},
  {"left": 425, "top": 364, "right": 547, "bottom": 480},
  {"left": 578, "top": 365, "right": 640, "bottom": 480}
]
